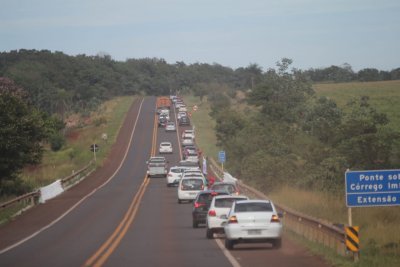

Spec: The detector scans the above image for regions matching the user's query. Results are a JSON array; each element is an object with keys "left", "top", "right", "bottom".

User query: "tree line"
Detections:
[
  {"left": 303, "top": 63, "right": 400, "bottom": 83},
  {"left": 208, "top": 59, "right": 400, "bottom": 194},
  {"left": 0, "top": 49, "right": 399, "bottom": 195},
  {"left": 1, "top": 50, "right": 398, "bottom": 118}
]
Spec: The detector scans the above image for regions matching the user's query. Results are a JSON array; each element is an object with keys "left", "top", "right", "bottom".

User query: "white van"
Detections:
[{"left": 177, "top": 176, "right": 206, "bottom": 204}]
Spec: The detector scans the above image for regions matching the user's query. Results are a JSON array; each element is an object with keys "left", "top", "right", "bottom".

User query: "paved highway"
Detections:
[{"left": 0, "top": 97, "right": 330, "bottom": 267}]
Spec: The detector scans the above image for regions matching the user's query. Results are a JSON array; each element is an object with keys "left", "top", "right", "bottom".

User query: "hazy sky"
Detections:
[{"left": 1, "top": 0, "right": 399, "bottom": 71}]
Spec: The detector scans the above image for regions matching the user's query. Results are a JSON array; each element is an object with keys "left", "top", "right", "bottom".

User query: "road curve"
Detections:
[{"left": 0, "top": 97, "right": 331, "bottom": 267}]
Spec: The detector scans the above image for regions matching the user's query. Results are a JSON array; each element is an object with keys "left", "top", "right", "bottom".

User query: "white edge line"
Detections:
[
  {"left": 215, "top": 238, "right": 241, "bottom": 267},
  {"left": 0, "top": 98, "right": 145, "bottom": 254}
]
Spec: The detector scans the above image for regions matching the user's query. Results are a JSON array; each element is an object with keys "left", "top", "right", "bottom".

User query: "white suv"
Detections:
[
  {"left": 166, "top": 166, "right": 189, "bottom": 187},
  {"left": 177, "top": 176, "right": 206, "bottom": 203}
]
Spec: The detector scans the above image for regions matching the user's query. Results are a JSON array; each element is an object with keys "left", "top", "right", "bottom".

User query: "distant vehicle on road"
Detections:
[
  {"left": 166, "top": 166, "right": 191, "bottom": 187},
  {"left": 177, "top": 176, "right": 206, "bottom": 204},
  {"left": 165, "top": 122, "right": 176, "bottom": 132},
  {"left": 158, "top": 116, "right": 168, "bottom": 127},
  {"left": 210, "top": 182, "right": 240, "bottom": 195},
  {"left": 177, "top": 111, "right": 187, "bottom": 120},
  {"left": 156, "top": 96, "right": 171, "bottom": 112},
  {"left": 159, "top": 142, "right": 173, "bottom": 154},
  {"left": 182, "top": 129, "right": 195, "bottom": 140},
  {"left": 146, "top": 156, "right": 168, "bottom": 178},
  {"left": 181, "top": 135, "right": 194, "bottom": 146},
  {"left": 178, "top": 116, "right": 190, "bottom": 126},
  {"left": 223, "top": 200, "right": 283, "bottom": 250}
]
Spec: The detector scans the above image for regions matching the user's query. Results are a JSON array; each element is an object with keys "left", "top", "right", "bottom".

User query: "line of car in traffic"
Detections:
[{"left": 151, "top": 95, "right": 284, "bottom": 250}]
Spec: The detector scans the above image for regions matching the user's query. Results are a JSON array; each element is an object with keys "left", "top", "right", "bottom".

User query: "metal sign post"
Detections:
[
  {"left": 90, "top": 144, "right": 99, "bottom": 162},
  {"left": 345, "top": 168, "right": 400, "bottom": 262},
  {"left": 218, "top": 151, "right": 226, "bottom": 173},
  {"left": 345, "top": 169, "right": 400, "bottom": 207}
]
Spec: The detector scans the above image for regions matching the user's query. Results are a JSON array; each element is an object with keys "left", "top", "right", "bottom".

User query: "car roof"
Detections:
[
  {"left": 170, "top": 166, "right": 189, "bottom": 170},
  {"left": 197, "top": 190, "right": 229, "bottom": 195},
  {"left": 178, "top": 160, "right": 199, "bottom": 166},
  {"left": 182, "top": 174, "right": 204, "bottom": 180},
  {"left": 181, "top": 176, "right": 204, "bottom": 180},
  {"left": 212, "top": 182, "right": 236, "bottom": 186},
  {"left": 235, "top": 199, "right": 271, "bottom": 204},
  {"left": 150, "top": 156, "right": 165, "bottom": 160},
  {"left": 214, "top": 195, "right": 248, "bottom": 200}
]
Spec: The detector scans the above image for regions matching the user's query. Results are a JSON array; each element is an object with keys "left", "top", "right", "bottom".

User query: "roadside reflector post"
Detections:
[{"left": 345, "top": 226, "right": 360, "bottom": 262}]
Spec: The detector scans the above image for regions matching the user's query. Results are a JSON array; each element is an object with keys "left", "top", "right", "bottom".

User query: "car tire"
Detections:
[
  {"left": 178, "top": 199, "right": 182, "bottom": 204},
  {"left": 192, "top": 221, "right": 198, "bottom": 228},
  {"left": 206, "top": 228, "right": 213, "bottom": 239},
  {"left": 225, "top": 239, "right": 234, "bottom": 250},
  {"left": 273, "top": 238, "right": 282, "bottom": 249}
]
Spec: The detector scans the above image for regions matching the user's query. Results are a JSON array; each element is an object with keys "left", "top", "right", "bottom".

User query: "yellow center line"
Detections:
[
  {"left": 92, "top": 178, "right": 150, "bottom": 267},
  {"left": 83, "top": 102, "right": 158, "bottom": 267}
]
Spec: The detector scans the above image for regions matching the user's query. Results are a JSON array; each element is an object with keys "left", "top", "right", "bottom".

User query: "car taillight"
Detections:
[
  {"left": 194, "top": 202, "right": 205, "bottom": 208},
  {"left": 201, "top": 184, "right": 204, "bottom": 190},
  {"left": 208, "top": 210, "right": 216, "bottom": 216},
  {"left": 228, "top": 216, "right": 238, "bottom": 224},
  {"left": 271, "top": 214, "right": 280, "bottom": 223}
]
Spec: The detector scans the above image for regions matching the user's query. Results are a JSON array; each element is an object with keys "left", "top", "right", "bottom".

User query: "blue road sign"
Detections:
[
  {"left": 345, "top": 169, "right": 400, "bottom": 207},
  {"left": 218, "top": 151, "right": 226, "bottom": 163}
]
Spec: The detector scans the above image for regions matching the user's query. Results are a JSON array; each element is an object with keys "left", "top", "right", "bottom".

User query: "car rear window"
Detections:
[
  {"left": 181, "top": 179, "right": 203, "bottom": 190},
  {"left": 212, "top": 184, "right": 236, "bottom": 194},
  {"left": 215, "top": 198, "right": 247, "bottom": 208},
  {"left": 197, "top": 192, "right": 229, "bottom": 206},
  {"left": 197, "top": 194, "right": 215, "bottom": 204},
  {"left": 235, "top": 202, "right": 273, "bottom": 212}
]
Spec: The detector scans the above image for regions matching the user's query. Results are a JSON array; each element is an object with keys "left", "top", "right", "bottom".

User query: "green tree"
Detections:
[
  {"left": 302, "top": 96, "right": 342, "bottom": 144},
  {"left": 247, "top": 58, "right": 314, "bottom": 123},
  {"left": 337, "top": 97, "right": 397, "bottom": 169},
  {"left": 0, "top": 78, "right": 48, "bottom": 192}
]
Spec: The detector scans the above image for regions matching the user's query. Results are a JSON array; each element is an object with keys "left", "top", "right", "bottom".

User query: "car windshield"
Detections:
[
  {"left": 215, "top": 197, "right": 247, "bottom": 208},
  {"left": 181, "top": 179, "right": 203, "bottom": 190},
  {"left": 234, "top": 202, "right": 273, "bottom": 212}
]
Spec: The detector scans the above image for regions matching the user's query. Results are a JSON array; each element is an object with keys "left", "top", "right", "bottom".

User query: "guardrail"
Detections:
[
  {"left": 209, "top": 157, "right": 347, "bottom": 256},
  {"left": 61, "top": 160, "right": 94, "bottom": 190},
  {"left": 0, "top": 161, "right": 95, "bottom": 221}
]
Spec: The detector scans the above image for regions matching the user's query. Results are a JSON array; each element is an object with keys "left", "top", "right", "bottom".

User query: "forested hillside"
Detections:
[
  {"left": 1, "top": 49, "right": 399, "bottom": 118},
  {"left": 1, "top": 49, "right": 399, "bottom": 195},
  {"left": 0, "top": 49, "right": 260, "bottom": 117},
  {"left": 207, "top": 59, "right": 400, "bottom": 194}
]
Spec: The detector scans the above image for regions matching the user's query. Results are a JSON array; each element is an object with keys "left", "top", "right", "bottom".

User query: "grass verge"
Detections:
[
  {"left": 313, "top": 80, "right": 400, "bottom": 131},
  {"left": 182, "top": 95, "right": 219, "bottom": 159},
  {"left": 21, "top": 96, "right": 136, "bottom": 188}
]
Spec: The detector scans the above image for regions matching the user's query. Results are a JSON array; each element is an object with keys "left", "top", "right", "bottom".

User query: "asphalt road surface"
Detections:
[{"left": 0, "top": 97, "right": 331, "bottom": 267}]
